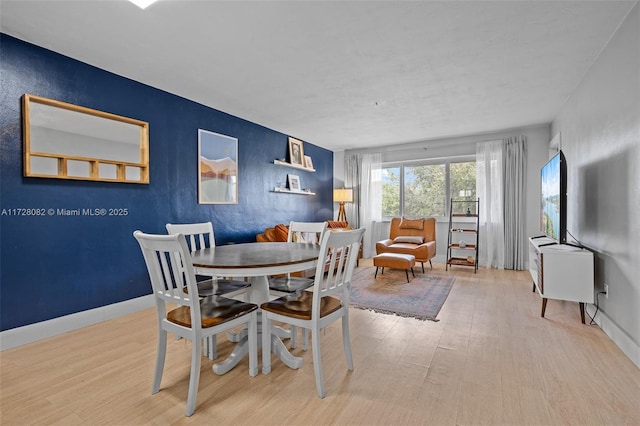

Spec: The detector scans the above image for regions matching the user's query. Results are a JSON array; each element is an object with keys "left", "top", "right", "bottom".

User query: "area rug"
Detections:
[{"left": 349, "top": 266, "right": 455, "bottom": 321}]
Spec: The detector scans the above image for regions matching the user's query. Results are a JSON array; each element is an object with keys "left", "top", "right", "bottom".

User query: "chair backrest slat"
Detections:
[
  {"left": 287, "top": 221, "right": 328, "bottom": 244},
  {"left": 166, "top": 222, "right": 217, "bottom": 280},
  {"left": 134, "top": 231, "right": 202, "bottom": 328},
  {"left": 312, "top": 228, "right": 364, "bottom": 316},
  {"left": 166, "top": 222, "right": 215, "bottom": 251}
]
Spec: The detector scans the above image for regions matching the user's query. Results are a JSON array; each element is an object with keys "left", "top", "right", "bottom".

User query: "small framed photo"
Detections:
[
  {"left": 304, "top": 155, "right": 313, "bottom": 169},
  {"left": 288, "top": 137, "right": 304, "bottom": 166},
  {"left": 287, "top": 174, "right": 301, "bottom": 191}
]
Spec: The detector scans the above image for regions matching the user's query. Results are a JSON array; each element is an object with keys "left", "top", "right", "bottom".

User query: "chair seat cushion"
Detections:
[
  {"left": 167, "top": 296, "right": 257, "bottom": 328},
  {"left": 268, "top": 276, "right": 314, "bottom": 293},
  {"left": 261, "top": 291, "right": 342, "bottom": 320},
  {"left": 373, "top": 253, "right": 416, "bottom": 269},
  {"left": 393, "top": 235, "right": 424, "bottom": 244},
  {"left": 376, "top": 240, "right": 434, "bottom": 262}
]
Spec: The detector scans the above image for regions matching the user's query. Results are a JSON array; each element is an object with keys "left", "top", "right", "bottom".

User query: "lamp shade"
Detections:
[{"left": 333, "top": 188, "right": 353, "bottom": 203}]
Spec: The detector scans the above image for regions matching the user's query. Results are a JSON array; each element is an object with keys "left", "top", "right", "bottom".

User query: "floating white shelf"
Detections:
[
  {"left": 273, "top": 159, "right": 315, "bottom": 172},
  {"left": 273, "top": 187, "right": 315, "bottom": 195}
]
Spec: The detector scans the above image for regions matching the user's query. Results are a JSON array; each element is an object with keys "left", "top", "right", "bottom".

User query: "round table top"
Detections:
[{"left": 190, "top": 242, "right": 320, "bottom": 271}]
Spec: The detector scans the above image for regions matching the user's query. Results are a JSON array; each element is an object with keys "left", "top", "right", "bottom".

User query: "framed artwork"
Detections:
[
  {"left": 288, "top": 137, "right": 304, "bottom": 166},
  {"left": 304, "top": 155, "right": 313, "bottom": 169},
  {"left": 287, "top": 174, "right": 301, "bottom": 192},
  {"left": 198, "top": 129, "right": 238, "bottom": 204}
]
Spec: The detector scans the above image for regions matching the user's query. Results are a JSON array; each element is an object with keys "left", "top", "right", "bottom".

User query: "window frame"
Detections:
[{"left": 381, "top": 155, "right": 476, "bottom": 220}]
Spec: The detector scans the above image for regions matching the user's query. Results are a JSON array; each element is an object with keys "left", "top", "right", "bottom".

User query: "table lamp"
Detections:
[{"left": 333, "top": 188, "right": 353, "bottom": 223}]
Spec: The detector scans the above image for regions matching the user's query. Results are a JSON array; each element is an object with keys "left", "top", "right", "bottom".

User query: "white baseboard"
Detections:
[
  {"left": 0, "top": 295, "right": 155, "bottom": 351},
  {"left": 586, "top": 304, "right": 640, "bottom": 369}
]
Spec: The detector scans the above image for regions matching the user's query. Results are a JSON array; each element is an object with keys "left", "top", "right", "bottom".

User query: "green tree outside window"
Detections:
[{"left": 382, "top": 160, "right": 475, "bottom": 218}]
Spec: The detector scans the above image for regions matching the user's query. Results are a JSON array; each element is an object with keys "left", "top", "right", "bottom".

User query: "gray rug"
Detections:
[{"left": 349, "top": 266, "right": 455, "bottom": 321}]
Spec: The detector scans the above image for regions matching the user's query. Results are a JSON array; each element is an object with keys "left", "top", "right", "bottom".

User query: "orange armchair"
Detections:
[{"left": 376, "top": 217, "right": 436, "bottom": 273}]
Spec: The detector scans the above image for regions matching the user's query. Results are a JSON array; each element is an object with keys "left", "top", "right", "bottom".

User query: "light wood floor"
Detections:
[{"left": 2, "top": 261, "right": 639, "bottom": 425}]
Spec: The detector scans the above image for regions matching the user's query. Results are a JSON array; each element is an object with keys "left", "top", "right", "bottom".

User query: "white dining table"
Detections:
[{"left": 190, "top": 241, "right": 320, "bottom": 375}]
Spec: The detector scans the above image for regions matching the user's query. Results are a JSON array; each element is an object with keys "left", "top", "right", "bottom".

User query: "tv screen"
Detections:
[{"left": 540, "top": 151, "right": 567, "bottom": 244}]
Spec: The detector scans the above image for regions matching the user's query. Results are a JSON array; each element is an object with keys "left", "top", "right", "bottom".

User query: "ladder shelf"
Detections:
[{"left": 446, "top": 198, "right": 480, "bottom": 273}]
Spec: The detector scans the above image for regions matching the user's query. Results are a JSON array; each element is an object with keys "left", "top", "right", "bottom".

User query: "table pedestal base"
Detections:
[
  {"left": 213, "top": 332, "right": 302, "bottom": 375},
  {"left": 213, "top": 276, "right": 303, "bottom": 375}
]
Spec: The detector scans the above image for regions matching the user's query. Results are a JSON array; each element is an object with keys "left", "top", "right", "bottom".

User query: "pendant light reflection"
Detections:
[{"left": 129, "top": 0, "right": 158, "bottom": 9}]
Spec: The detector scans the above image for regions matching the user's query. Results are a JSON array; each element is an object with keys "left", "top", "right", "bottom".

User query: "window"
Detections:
[
  {"left": 382, "top": 166, "right": 400, "bottom": 217},
  {"left": 382, "top": 158, "right": 475, "bottom": 218},
  {"left": 450, "top": 161, "right": 477, "bottom": 214}
]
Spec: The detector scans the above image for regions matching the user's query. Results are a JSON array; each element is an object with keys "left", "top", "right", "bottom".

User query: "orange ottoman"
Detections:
[{"left": 373, "top": 253, "right": 416, "bottom": 283}]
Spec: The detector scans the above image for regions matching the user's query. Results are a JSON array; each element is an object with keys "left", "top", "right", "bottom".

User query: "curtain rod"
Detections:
[{"left": 346, "top": 136, "right": 504, "bottom": 155}]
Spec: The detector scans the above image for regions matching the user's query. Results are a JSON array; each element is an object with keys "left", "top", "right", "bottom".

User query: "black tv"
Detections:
[{"left": 540, "top": 150, "right": 567, "bottom": 244}]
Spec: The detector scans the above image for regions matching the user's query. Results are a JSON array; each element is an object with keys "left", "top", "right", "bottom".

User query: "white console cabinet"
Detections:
[{"left": 528, "top": 237, "right": 594, "bottom": 324}]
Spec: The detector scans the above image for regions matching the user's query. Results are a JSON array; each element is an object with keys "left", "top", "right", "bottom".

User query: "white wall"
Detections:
[{"left": 551, "top": 3, "right": 639, "bottom": 367}]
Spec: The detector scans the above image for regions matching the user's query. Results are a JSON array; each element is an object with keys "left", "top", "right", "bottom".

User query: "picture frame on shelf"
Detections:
[
  {"left": 288, "top": 137, "right": 304, "bottom": 166},
  {"left": 304, "top": 155, "right": 313, "bottom": 169},
  {"left": 287, "top": 174, "right": 301, "bottom": 191}
]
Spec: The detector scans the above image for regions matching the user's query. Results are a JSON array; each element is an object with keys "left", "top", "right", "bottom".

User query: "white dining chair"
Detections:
[
  {"left": 166, "top": 222, "right": 250, "bottom": 359},
  {"left": 133, "top": 231, "right": 258, "bottom": 417},
  {"left": 268, "top": 220, "right": 328, "bottom": 349},
  {"left": 261, "top": 228, "right": 365, "bottom": 398}
]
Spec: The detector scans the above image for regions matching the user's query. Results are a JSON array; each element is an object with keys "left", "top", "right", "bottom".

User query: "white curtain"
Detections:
[
  {"left": 503, "top": 136, "right": 527, "bottom": 270},
  {"left": 344, "top": 153, "right": 382, "bottom": 257},
  {"left": 476, "top": 140, "right": 505, "bottom": 269}
]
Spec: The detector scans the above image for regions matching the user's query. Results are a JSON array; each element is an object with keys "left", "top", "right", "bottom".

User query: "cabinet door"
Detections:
[
  {"left": 537, "top": 252, "right": 544, "bottom": 294},
  {"left": 542, "top": 251, "right": 593, "bottom": 303}
]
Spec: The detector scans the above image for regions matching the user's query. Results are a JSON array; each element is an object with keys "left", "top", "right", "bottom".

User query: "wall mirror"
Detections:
[{"left": 23, "top": 94, "right": 149, "bottom": 184}]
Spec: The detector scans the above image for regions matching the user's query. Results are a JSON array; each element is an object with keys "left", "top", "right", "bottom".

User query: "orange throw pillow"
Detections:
[
  {"left": 399, "top": 217, "right": 424, "bottom": 230},
  {"left": 274, "top": 224, "right": 289, "bottom": 242}
]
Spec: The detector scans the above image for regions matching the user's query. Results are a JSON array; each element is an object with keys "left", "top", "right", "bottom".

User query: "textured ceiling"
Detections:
[{"left": 1, "top": 0, "right": 636, "bottom": 151}]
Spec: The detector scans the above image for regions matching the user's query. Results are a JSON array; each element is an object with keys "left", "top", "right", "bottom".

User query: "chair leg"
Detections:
[
  {"left": 421, "top": 262, "right": 425, "bottom": 273},
  {"left": 311, "top": 326, "right": 325, "bottom": 398},
  {"left": 185, "top": 337, "right": 202, "bottom": 417},
  {"left": 342, "top": 312, "right": 354, "bottom": 372},
  {"left": 152, "top": 329, "right": 168, "bottom": 394},
  {"left": 374, "top": 266, "right": 379, "bottom": 278},
  {"left": 293, "top": 327, "right": 310, "bottom": 350},
  {"left": 205, "top": 334, "right": 217, "bottom": 360},
  {"left": 248, "top": 312, "right": 258, "bottom": 377},
  {"left": 405, "top": 269, "right": 410, "bottom": 282},
  {"left": 301, "top": 328, "right": 309, "bottom": 351},
  {"left": 429, "top": 259, "right": 433, "bottom": 270},
  {"left": 262, "top": 314, "right": 272, "bottom": 375}
]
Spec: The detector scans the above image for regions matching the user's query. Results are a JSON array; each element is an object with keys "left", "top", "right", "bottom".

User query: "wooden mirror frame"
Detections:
[{"left": 22, "top": 94, "right": 149, "bottom": 184}]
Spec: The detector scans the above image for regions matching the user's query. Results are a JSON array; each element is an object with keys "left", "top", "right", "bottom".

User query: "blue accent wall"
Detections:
[{"left": 0, "top": 34, "right": 334, "bottom": 331}]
